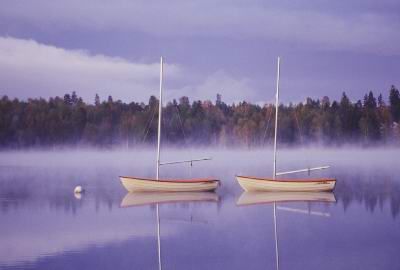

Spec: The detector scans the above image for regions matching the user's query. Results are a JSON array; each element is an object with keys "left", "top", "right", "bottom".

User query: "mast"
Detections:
[
  {"left": 273, "top": 57, "right": 281, "bottom": 270},
  {"left": 156, "top": 57, "right": 163, "bottom": 180},
  {"left": 156, "top": 57, "right": 163, "bottom": 270},
  {"left": 273, "top": 57, "right": 280, "bottom": 180}
]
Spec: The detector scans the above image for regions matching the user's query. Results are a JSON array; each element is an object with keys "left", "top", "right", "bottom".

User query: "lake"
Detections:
[{"left": 0, "top": 148, "right": 399, "bottom": 270}]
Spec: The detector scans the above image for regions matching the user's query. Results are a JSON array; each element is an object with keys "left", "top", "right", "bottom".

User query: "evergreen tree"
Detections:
[
  {"left": 71, "top": 91, "right": 78, "bottom": 105},
  {"left": 108, "top": 95, "right": 113, "bottom": 103},
  {"left": 389, "top": 85, "right": 400, "bottom": 122},
  {"left": 95, "top": 94, "right": 100, "bottom": 106},
  {"left": 63, "top": 94, "right": 72, "bottom": 106},
  {"left": 360, "top": 91, "right": 380, "bottom": 140}
]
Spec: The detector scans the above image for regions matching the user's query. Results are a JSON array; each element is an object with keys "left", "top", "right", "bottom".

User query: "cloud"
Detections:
[
  {"left": 0, "top": 36, "right": 182, "bottom": 102},
  {"left": 1, "top": 0, "right": 400, "bottom": 55},
  {"left": 0, "top": 36, "right": 260, "bottom": 103}
]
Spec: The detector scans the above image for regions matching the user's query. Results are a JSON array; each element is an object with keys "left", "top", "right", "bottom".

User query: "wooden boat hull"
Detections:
[
  {"left": 237, "top": 191, "right": 336, "bottom": 206},
  {"left": 120, "top": 191, "right": 219, "bottom": 207},
  {"left": 236, "top": 175, "right": 336, "bottom": 192},
  {"left": 119, "top": 176, "right": 220, "bottom": 192}
]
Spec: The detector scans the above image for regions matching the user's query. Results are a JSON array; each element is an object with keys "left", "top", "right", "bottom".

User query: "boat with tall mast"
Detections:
[
  {"left": 236, "top": 57, "right": 336, "bottom": 192},
  {"left": 120, "top": 57, "right": 220, "bottom": 192}
]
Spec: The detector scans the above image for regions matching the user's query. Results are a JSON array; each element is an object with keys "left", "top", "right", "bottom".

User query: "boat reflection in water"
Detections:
[
  {"left": 237, "top": 190, "right": 336, "bottom": 270},
  {"left": 120, "top": 192, "right": 219, "bottom": 207},
  {"left": 120, "top": 191, "right": 219, "bottom": 270},
  {"left": 236, "top": 191, "right": 336, "bottom": 206}
]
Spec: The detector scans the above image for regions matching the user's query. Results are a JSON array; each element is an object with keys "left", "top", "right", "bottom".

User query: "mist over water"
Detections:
[{"left": 1, "top": 147, "right": 399, "bottom": 270}]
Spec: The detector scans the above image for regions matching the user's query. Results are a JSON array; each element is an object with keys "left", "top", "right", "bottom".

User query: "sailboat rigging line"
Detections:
[
  {"left": 262, "top": 106, "right": 273, "bottom": 146},
  {"left": 174, "top": 105, "right": 188, "bottom": 144},
  {"left": 293, "top": 109, "right": 303, "bottom": 144},
  {"left": 162, "top": 111, "right": 168, "bottom": 142},
  {"left": 174, "top": 104, "right": 196, "bottom": 168},
  {"left": 141, "top": 105, "right": 157, "bottom": 143}
]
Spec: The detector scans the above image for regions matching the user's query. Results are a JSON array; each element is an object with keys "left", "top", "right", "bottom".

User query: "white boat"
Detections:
[
  {"left": 236, "top": 191, "right": 336, "bottom": 206},
  {"left": 119, "top": 57, "right": 220, "bottom": 192},
  {"left": 120, "top": 191, "right": 219, "bottom": 207},
  {"left": 236, "top": 176, "right": 336, "bottom": 192},
  {"left": 120, "top": 176, "right": 219, "bottom": 193},
  {"left": 236, "top": 57, "right": 336, "bottom": 192}
]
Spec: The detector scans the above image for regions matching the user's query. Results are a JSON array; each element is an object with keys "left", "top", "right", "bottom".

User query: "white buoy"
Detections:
[{"left": 74, "top": 185, "right": 84, "bottom": 194}]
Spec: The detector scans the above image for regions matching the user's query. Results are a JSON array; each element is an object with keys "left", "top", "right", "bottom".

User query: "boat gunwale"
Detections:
[
  {"left": 119, "top": 176, "right": 220, "bottom": 183},
  {"left": 236, "top": 175, "right": 336, "bottom": 183}
]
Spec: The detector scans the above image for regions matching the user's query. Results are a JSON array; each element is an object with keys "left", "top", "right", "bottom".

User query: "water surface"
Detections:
[{"left": 0, "top": 148, "right": 399, "bottom": 270}]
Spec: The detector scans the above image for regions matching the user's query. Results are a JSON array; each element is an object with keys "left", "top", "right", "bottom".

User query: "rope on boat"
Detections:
[
  {"left": 141, "top": 103, "right": 157, "bottom": 143},
  {"left": 175, "top": 104, "right": 188, "bottom": 145},
  {"left": 293, "top": 109, "right": 304, "bottom": 144},
  {"left": 262, "top": 106, "right": 273, "bottom": 146}
]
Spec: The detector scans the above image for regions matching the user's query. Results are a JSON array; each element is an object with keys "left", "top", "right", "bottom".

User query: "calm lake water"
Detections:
[{"left": 0, "top": 148, "right": 399, "bottom": 270}]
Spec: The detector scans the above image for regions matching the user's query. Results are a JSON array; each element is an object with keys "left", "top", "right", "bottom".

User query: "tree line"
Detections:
[{"left": 1, "top": 86, "right": 400, "bottom": 148}]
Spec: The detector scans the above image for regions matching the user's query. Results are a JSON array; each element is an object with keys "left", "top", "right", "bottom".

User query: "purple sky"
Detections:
[{"left": 0, "top": 0, "right": 399, "bottom": 104}]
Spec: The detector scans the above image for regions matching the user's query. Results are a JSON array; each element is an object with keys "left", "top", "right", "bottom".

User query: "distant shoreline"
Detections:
[{"left": 1, "top": 86, "right": 400, "bottom": 148}]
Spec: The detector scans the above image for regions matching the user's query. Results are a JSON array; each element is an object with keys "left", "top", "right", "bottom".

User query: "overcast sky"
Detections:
[{"left": 0, "top": 0, "right": 399, "bottom": 104}]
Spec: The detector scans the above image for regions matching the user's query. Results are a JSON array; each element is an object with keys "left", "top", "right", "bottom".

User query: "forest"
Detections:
[{"left": 0, "top": 85, "right": 400, "bottom": 148}]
